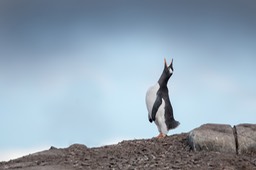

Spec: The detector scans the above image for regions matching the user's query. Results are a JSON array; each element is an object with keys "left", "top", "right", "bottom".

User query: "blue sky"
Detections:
[{"left": 1, "top": 0, "right": 256, "bottom": 161}]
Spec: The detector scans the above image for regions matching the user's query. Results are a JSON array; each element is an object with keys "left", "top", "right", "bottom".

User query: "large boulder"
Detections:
[
  {"left": 188, "top": 124, "right": 236, "bottom": 153},
  {"left": 235, "top": 123, "right": 256, "bottom": 154}
]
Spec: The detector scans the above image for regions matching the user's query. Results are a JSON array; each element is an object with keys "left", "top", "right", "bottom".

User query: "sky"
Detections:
[{"left": 0, "top": 0, "right": 256, "bottom": 161}]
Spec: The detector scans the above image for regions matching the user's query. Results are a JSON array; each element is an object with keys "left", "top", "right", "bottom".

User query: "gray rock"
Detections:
[
  {"left": 235, "top": 123, "right": 256, "bottom": 154},
  {"left": 188, "top": 124, "right": 236, "bottom": 153}
]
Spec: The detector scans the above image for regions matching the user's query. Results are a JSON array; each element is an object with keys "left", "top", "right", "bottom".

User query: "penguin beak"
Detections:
[
  {"left": 164, "top": 58, "right": 168, "bottom": 67},
  {"left": 169, "top": 58, "right": 173, "bottom": 69}
]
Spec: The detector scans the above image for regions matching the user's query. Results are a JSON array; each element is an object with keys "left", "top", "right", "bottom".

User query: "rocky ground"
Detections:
[{"left": 1, "top": 133, "right": 256, "bottom": 170}]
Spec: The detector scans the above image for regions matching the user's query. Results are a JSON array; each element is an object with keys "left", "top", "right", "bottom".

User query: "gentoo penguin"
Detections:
[{"left": 146, "top": 58, "right": 180, "bottom": 138}]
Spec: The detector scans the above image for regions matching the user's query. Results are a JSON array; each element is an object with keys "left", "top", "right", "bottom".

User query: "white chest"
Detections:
[{"left": 146, "top": 83, "right": 168, "bottom": 134}]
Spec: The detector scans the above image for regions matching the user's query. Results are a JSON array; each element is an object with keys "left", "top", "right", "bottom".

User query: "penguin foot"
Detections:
[{"left": 156, "top": 133, "right": 166, "bottom": 139}]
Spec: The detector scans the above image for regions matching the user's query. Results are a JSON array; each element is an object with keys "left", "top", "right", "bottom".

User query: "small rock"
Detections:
[
  {"left": 50, "top": 146, "right": 57, "bottom": 150},
  {"left": 68, "top": 144, "right": 88, "bottom": 150}
]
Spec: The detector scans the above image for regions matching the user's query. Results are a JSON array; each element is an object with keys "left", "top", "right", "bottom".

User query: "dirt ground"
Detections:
[{"left": 1, "top": 133, "right": 256, "bottom": 170}]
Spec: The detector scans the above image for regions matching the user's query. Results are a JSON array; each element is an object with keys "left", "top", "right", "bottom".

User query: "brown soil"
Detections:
[{"left": 1, "top": 133, "right": 256, "bottom": 170}]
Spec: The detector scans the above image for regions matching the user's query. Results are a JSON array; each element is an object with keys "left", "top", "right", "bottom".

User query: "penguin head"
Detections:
[
  {"left": 164, "top": 58, "right": 174, "bottom": 76},
  {"left": 158, "top": 58, "right": 174, "bottom": 85}
]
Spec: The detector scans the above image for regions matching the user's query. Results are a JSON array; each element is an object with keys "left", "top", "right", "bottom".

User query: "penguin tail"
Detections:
[{"left": 167, "top": 120, "right": 180, "bottom": 130}]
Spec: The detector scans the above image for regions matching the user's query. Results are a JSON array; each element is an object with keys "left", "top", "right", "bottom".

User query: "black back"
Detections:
[{"left": 156, "top": 59, "right": 178, "bottom": 130}]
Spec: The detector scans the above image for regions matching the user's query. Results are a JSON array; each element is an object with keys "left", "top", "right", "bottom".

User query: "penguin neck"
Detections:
[{"left": 157, "top": 70, "right": 170, "bottom": 87}]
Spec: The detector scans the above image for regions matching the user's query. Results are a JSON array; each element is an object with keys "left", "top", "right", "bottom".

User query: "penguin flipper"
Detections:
[
  {"left": 151, "top": 96, "right": 162, "bottom": 121},
  {"left": 148, "top": 114, "right": 153, "bottom": 123}
]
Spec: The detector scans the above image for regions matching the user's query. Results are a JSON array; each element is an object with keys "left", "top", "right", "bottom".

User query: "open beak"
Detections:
[{"left": 164, "top": 58, "right": 173, "bottom": 68}]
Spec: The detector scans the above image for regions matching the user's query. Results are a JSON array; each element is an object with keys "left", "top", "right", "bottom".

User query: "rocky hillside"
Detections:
[{"left": 1, "top": 132, "right": 256, "bottom": 170}]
